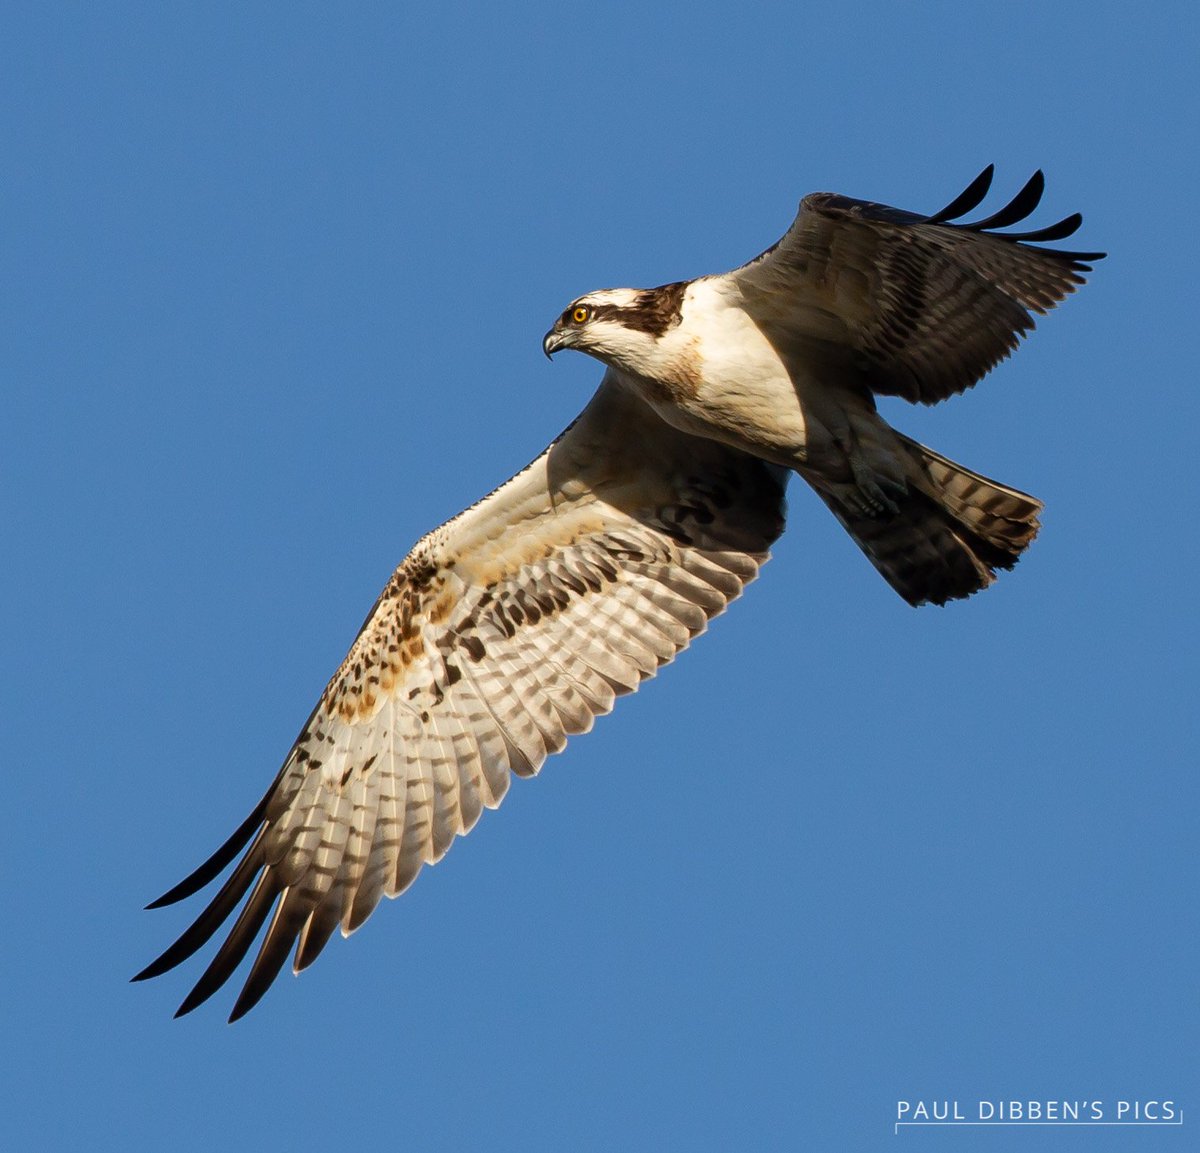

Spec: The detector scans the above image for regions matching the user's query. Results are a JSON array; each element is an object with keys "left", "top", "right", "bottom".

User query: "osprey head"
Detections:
[{"left": 542, "top": 282, "right": 688, "bottom": 374}]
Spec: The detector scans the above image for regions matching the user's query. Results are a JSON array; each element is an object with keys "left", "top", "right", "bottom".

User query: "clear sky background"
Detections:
[{"left": 4, "top": 3, "right": 1196, "bottom": 1150}]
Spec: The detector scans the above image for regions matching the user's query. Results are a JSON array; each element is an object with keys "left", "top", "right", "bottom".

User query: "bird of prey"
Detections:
[{"left": 136, "top": 166, "right": 1102, "bottom": 1019}]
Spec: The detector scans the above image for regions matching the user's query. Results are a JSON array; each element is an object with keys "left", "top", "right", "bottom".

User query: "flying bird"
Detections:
[{"left": 137, "top": 166, "right": 1102, "bottom": 1019}]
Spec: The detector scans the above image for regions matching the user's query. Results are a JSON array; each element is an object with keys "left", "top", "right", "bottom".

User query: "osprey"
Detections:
[{"left": 137, "top": 167, "right": 1102, "bottom": 1019}]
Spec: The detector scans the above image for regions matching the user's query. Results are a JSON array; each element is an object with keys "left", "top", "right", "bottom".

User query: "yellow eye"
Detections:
[{"left": 571, "top": 305, "right": 590, "bottom": 324}]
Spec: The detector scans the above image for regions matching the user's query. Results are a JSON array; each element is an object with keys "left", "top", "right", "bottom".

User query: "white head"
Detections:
[{"left": 542, "top": 282, "right": 688, "bottom": 377}]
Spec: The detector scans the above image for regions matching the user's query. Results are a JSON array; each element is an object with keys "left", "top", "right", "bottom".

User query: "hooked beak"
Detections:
[{"left": 543, "top": 327, "right": 566, "bottom": 360}]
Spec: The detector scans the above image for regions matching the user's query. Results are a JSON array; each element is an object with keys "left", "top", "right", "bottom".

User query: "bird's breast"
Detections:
[{"left": 649, "top": 288, "right": 811, "bottom": 462}]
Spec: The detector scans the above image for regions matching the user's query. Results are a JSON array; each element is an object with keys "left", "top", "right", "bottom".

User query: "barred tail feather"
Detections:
[{"left": 819, "top": 435, "right": 1042, "bottom": 606}]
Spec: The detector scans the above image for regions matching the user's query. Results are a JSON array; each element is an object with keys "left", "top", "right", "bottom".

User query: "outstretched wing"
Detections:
[
  {"left": 727, "top": 166, "right": 1105, "bottom": 404},
  {"left": 135, "top": 373, "right": 787, "bottom": 1020}
]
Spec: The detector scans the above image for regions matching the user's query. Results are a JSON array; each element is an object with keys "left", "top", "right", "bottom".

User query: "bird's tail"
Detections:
[{"left": 816, "top": 434, "right": 1043, "bottom": 606}]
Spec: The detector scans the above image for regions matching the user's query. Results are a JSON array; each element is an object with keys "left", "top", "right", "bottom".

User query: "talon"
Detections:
[{"left": 849, "top": 458, "right": 904, "bottom": 517}]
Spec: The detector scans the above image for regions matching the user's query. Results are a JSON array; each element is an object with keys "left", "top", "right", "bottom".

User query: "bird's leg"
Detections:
[
  {"left": 802, "top": 397, "right": 908, "bottom": 518},
  {"left": 842, "top": 449, "right": 906, "bottom": 518}
]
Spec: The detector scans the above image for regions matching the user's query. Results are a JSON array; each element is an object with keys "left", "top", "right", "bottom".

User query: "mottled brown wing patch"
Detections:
[
  {"left": 323, "top": 550, "right": 460, "bottom": 723},
  {"left": 136, "top": 376, "right": 787, "bottom": 1021}
]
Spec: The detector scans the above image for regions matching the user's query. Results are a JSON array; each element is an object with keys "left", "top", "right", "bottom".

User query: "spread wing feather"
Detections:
[
  {"left": 728, "top": 166, "right": 1105, "bottom": 404},
  {"left": 135, "top": 374, "right": 787, "bottom": 1019}
]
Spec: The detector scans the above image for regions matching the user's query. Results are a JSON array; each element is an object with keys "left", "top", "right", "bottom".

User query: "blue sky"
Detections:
[{"left": 4, "top": 3, "right": 1196, "bottom": 1149}]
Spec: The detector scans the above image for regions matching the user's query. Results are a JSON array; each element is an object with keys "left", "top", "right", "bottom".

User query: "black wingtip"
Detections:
[
  {"left": 132, "top": 946, "right": 188, "bottom": 984},
  {"left": 1021, "top": 245, "right": 1107, "bottom": 264},
  {"left": 962, "top": 169, "right": 1045, "bottom": 231},
  {"left": 170, "top": 973, "right": 226, "bottom": 1020},
  {"left": 173, "top": 971, "right": 232, "bottom": 1018},
  {"left": 925, "top": 164, "right": 994, "bottom": 224},
  {"left": 924, "top": 168, "right": 1102, "bottom": 263},
  {"left": 144, "top": 791, "right": 272, "bottom": 909},
  {"left": 227, "top": 991, "right": 261, "bottom": 1024},
  {"left": 1003, "top": 211, "right": 1082, "bottom": 244},
  {"left": 163, "top": 871, "right": 280, "bottom": 1019}
]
